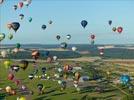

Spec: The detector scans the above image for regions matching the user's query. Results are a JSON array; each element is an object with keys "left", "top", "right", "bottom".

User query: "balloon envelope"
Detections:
[
  {"left": 117, "top": 27, "right": 123, "bottom": 33},
  {"left": 0, "top": 33, "right": 5, "bottom": 41},
  {"left": 81, "top": 20, "right": 88, "bottom": 28},
  {"left": 11, "top": 22, "right": 20, "bottom": 32},
  {"left": 42, "top": 25, "right": 47, "bottom": 30},
  {"left": 108, "top": 20, "right": 112, "bottom": 25}
]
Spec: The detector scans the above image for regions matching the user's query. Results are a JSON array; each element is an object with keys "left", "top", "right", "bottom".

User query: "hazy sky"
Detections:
[{"left": 0, "top": 0, "right": 134, "bottom": 44}]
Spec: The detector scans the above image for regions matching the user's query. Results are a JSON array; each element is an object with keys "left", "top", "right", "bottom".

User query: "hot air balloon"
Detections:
[
  {"left": 14, "top": 80, "right": 20, "bottom": 85},
  {"left": 7, "top": 23, "right": 12, "bottom": 30},
  {"left": 11, "top": 90, "right": 16, "bottom": 95},
  {"left": 8, "top": 33, "right": 13, "bottom": 40},
  {"left": 75, "top": 72, "right": 80, "bottom": 81},
  {"left": 53, "top": 56, "right": 57, "bottom": 61},
  {"left": 11, "top": 65, "right": 20, "bottom": 72},
  {"left": 46, "top": 57, "right": 53, "bottom": 63},
  {"left": 42, "top": 25, "right": 47, "bottom": 30},
  {"left": 20, "top": 60, "right": 29, "bottom": 70},
  {"left": 91, "top": 34, "right": 95, "bottom": 40},
  {"left": 41, "top": 67, "right": 46, "bottom": 74},
  {"left": 28, "top": 74, "right": 34, "bottom": 79},
  {"left": 23, "top": 0, "right": 32, "bottom": 7},
  {"left": 0, "top": 33, "right": 5, "bottom": 41},
  {"left": 19, "top": 14, "right": 24, "bottom": 20},
  {"left": 117, "top": 27, "right": 123, "bottom": 33},
  {"left": 108, "top": 20, "right": 112, "bottom": 25},
  {"left": 28, "top": 17, "right": 32, "bottom": 22},
  {"left": 72, "top": 46, "right": 77, "bottom": 51},
  {"left": 81, "top": 20, "right": 88, "bottom": 28},
  {"left": 18, "top": 2, "right": 23, "bottom": 8},
  {"left": 19, "top": 97, "right": 26, "bottom": 100},
  {"left": 16, "top": 43, "right": 21, "bottom": 49},
  {"left": 0, "top": 0, "right": 4, "bottom": 4},
  {"left": 37, "top": 84, "right": 44, "bottom": 94},
  {"left": 112, "top": 27, "right": 116, "bottom": 32},
  {"left": 13, "top": 5, "right": 17, "bottom": 10},
  {"left": 5, "top": 86, "right": 12, "bottom": 93},
  {"left": 8, "top": 73, "right": 14, "bottom": 80},
  {"left": 4, "top": 60, "right": 12, "bottom": 69},
  {"left": 44, "top": 51, "right": 49, "bottom": 56},
  {"left": 32, "top": 50, "right": 40, "bottom": 60},
  {"left": 1, "top": 50, "right": 8, "bottom": 58},
  {"left": 66, "top": 34, "right": 71, "bottom": 40},
  {"left": 11, "top": 22, "right": 20, "bottom": 32},
  {"left": 56, "top": 35, "right": 61, "bottom": 40},
  {"left": 60, "top": 42, "right": 67, "bottom": 49},
  {"left": 48, "top": 20, "right": 53, "bottom": 24},
  {"left": 120, "top": 75, "right": 130, "bottom": 84}
]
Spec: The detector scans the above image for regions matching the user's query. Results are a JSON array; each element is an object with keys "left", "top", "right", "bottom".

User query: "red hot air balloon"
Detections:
[
  {"left": 14, "top": 80, "right": 20, "bottom": 85},
  {"left": 91, "top": 34, "right": 95, "bottom": 40},
  {"left": 117, "top": 27, "right": 123, "bottom": 33},
  {"left": 8, "top": 73, "right": 14, "bottom": 80},
  {"left": 18, "top": 2, "right": 23, "bottom": 8}
]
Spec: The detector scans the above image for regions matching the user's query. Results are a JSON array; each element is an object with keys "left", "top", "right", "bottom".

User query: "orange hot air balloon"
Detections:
[
  {"left": 75, "top": 72, "right": 80, "bottom": 81},
  {"left": 31, "top": 50, "right": 40, "bottom": 60},
  {"left": 8, "top": 73, "right": 14, "bottom": 80},
  {"left": 7, "top": 23, "right": 12, "bottom": 30}
]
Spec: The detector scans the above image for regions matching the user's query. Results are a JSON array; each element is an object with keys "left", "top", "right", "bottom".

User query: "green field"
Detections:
[{"left": 0, "top": 59, "right": 134, "bottom": 100}]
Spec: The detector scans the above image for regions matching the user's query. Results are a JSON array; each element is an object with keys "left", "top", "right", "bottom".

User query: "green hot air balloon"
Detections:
[
  {"left": 0, "top": 33, "right": 5, "bottom": 41},
  {"left": 16, "top": 43, "right": 21, "bottom": 49},
  {"left": 8, "top": 33, "right": 13, "bottom": 40}
]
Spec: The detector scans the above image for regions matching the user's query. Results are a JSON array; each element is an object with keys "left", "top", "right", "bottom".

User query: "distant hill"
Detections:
[{"left": 1, "top": 44, "right": 134, "bottom": 59}]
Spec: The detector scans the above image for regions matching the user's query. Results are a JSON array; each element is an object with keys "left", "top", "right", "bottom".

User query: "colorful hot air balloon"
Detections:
[
  {"left": 66, "top": 34, "right": 71, "bottom": 40},
  {"left": 60, "top": 42, "right": 67, "bottom": 49},
  {"left": 81, "top": 20, "right": 88, "bottom": 28},
  {"left": 32, "top": 50, "right": 40, "bottom": 60},
  {"left": 5, "top": 86, "right": 12, "bottom": 93},
  {"left": 28, "top": 17, "right": 32, "bottom": 22},
  {"left": 11, "top": 22, "right": 20, "bottom": 32},
  {"left": 0, "top": 33, "right": 5, "bottom": 41},
  {"left": 112, "top": 27, "right": 116, "bottom": 32},
  {"left": 72, "top": 46, "right": 77, "bottom": 51},
  {"left": 4, "top": 60, "right": 12, "bottom": 69},
  {"left": 28, "top": 74, "right": 34, "bottom": 79},
  {"left": 0, "top": 0, "right": 4, "bottom": 4},
  {"left": 13, "top": 5, "right": 17, "bottom": 10},
  {"left": 37, "top": 84, "right": 44, "bottom": 94},
  {"left": 20, "top": 60, "right": 29, "bottom": 70},
  {"left": 75, "top": 72, "right": 80, "bottom": 81},
  {"left": 8, "top": 33, "right": 13, "bottom": 40},
  {"left": 42, "top": 25, "right": 47, "bottom": 30},
  {"left": 48, "top": 20, "right": 53, "bottom": 24},
  {"left": 18, "top": 2, "right": 23, "bottom": 8},
  {"left": 19, "top": 97, "right": 26, "bottom": 100},
  {"left": 56, "top": 35, "right": 61, "bottom": 40},
  {"left": 11, "top": 65, "right": 20, "bottom": 72},
  {"left": 117, "top": 27, "right": 123, "bottom": 33},
  {"left": 108, "top": 20, "right": 112, "bottom": 25},
  {"left": 1, "top": 50, "right": 8, "bottom": 58},
  {"left": 19, "top": 14, "right": 24, "bottom": 20},
  {"left": 53, "top": 56, "right": 57, "bottom": 61},
  {"left": 91, "top": 34, "right": 95, "bottom": 40},
  {"left": 7, "top": 23, "right": 12, "bottom": 30},
  {"left": 16, "top": 43, "right": 21, "bottom": 49},
  {"left": 120, "top": 75, "right": 130, "bottom": 84},
  {"left": 8, "top": 73, "right": 14, "bottom": 80}
]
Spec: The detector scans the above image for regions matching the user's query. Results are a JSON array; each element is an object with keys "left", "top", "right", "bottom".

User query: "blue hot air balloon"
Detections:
[
  {"left": 120, "top": 75, "right": 130, "bottom": 84},
  {"left": 81, "top": 20, "right": 88, "bottom": 28}
]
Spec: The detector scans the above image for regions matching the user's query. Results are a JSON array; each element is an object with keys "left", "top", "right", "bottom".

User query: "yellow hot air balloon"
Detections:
[
  {"left": 19, "top": 97, "right": 26, "bottom": 100},
  {"left": 4, "top": 60, "right": 12, "bottom": 69},
  {"left": 5, "top": 86, "right": 12, "bottom": 93}
]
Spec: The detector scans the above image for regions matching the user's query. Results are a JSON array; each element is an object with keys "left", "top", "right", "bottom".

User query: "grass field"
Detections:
[{"left": 0, "top": 58, "right": 134, "bottom": 100}]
